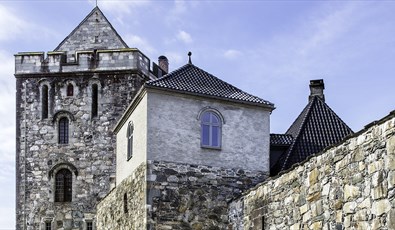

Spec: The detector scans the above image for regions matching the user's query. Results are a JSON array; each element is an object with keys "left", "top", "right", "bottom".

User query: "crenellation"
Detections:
[{"left": 15, "top": 49, "right": 153, "bottom": 76}]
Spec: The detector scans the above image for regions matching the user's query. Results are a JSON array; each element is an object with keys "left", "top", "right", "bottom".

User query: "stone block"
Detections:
[
  {"left": 344, "top": 184, "right": 360, "bottom": 200},
  {"left": 371, "top": 199, "right": 391, "bottom": 216},
  {"left": 343, "top": 201, "right": 356, "bottom": 214}
]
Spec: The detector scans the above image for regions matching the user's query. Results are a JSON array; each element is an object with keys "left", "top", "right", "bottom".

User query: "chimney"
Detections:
[
  {"left": 309, "top": 79, "right": 325, "bottom": 102},
  {"left": 158, "top": 55, "right": 169, "bottom": 74}
]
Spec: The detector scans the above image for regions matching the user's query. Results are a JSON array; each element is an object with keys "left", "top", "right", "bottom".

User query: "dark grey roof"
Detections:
[
  {"left": 146, "top": 64, "right": 274, "bottom": 107},
  {"left": 270, "top": 134, "right": 293, "bottom": 146},
  {"left": 271, "top": 96, "right": 353, "bottom": 175}
]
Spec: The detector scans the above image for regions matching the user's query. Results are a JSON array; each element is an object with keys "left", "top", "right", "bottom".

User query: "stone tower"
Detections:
[{"left": 15, "top": 7, "right": 160, "bottom": 230}]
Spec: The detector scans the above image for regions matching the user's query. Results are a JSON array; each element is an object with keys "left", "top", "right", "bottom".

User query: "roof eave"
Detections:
[{"left": 145, "top": 85, "right": 275, "bottom": 111}]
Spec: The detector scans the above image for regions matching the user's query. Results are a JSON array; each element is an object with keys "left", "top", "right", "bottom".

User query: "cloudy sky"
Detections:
[{"left": 1, "top": 0, "right": 395, "bottom": 228}]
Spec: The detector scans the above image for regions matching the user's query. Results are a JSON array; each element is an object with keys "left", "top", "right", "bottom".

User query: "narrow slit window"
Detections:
[
  {"left": 200, "top": 111, "right": 222, "bottom": 148},
  {"left": 91, "top": 84, "right": 98, "bottom": 118},
  {"left": 58, "top": 117, "right": 69, "bottom": 144},
  {"left": 67, "top": 84, "right": 74, "bottom": 96},
  {"left": 55, "top": 168, "right": 72, "bottom": 202},
  {"left": 42, "top": 85, "right": 49, "bottom": 119},
  {"left": 123, "top": 193, "right": 128, "bottom": 214},
  {"left": 127, "top": 122, "right": 133, "bottom": 160}
]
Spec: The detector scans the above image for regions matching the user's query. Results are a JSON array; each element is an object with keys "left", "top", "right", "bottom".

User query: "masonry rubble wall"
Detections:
[
  {"left": 96, "top": 163, "right": 147, "bottom": 229},
  {"left": 15, "top": 72, "right": 144, "bottom": 230},
  {"left": 96, "top": 160, "right": 268, "bottom": 229},
  {"left": 231, "top": 113, "right": 395, "bottom": 229}
]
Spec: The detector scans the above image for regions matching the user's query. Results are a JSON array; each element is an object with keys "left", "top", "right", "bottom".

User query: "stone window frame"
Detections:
[
  {"left": 197, "top": 107, "right": 225, "bottom": 149},
  {"left": 84, "top": 218, "right": 95, "bottom": 230},
  {"left": 88, "top": 77, "right": 102, "bottom": 120},
  {"left": 53, "top": 110, "right": 75, "bottom": 146},
  {"left": 127, "top": 121, "right": 134, "bottom": 161},
  {"left": 40, "top": 217, "right": 53, "bottom": 230},
  {"left": 54, "top": 168, "right": 72, "bottom": 202},
  {"left": 63, "top": 80, "right": 78, "bottom": 97},
  {"left": 39, "top": 79, "right": 51, "bottom": 120},
  {"left": 48, "top": 162, "right": 78, "bottom": 204},
  {"left": 58, "top": 117, "right": 69, "bottom": 144}
]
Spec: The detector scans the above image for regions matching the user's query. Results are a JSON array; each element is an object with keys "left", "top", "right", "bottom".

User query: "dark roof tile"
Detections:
[
  {"left": 271, "top": 96, "right": 353, "bottom": 175},
  {"left": 146, "top": 64, "right": 274, "bottom": 107}
]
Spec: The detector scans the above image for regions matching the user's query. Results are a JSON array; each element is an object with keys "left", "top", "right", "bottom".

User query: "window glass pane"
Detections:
[
  {"left": 202, "top": 124, "right": 210, "bottom": 145},
  {"left": 210, "top": 113, "right": 220, "bottom": 124},
  {"left": 212, "top": 126, "right": 219, "bottom": 147},
  {"left": 202, "top": 112, "right": 210, "bottom": 123}
]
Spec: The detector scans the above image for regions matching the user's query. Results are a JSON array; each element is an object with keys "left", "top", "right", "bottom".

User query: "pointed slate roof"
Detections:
[
  {"left": 54, "top": 7, "right": 128, "bottom": 52},
  {"left": 145, "top": 63, "right": 274, "bottom": 108},
  {"left": 271, "top": 96, "right": 353, "bottom": 175}
]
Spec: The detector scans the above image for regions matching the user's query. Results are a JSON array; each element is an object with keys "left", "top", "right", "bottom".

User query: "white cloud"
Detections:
[
  {"left": 124, "top": 34, "right": 156, "bottom": 55},
  {"left": 163, "top": 51, "right": 184, "bottom": 68},
  {"left": 0, "top": 5, "right": 29, "bottom": 41},
  {"left": 89, "top": 0, "right": 150, "bottom": 15},
  {"left": 177, "top": 30, "right": 193, "bottom": 44},
  {"left": 223, "top": 49, "right": 242, "bottom": 59}
]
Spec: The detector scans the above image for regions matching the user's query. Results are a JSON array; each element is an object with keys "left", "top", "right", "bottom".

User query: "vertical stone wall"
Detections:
[
  {"left": 96, "top": 163, "right": 147, "bottom": 229},
  {"left": 15, "top": 72, "right": 144, "bottom": 230},
  {"left": 147, "top": 161, "right": 268, "bottom": 229},
  {"left": 234, "top": 114, "right": 395, "bottom": 229}
]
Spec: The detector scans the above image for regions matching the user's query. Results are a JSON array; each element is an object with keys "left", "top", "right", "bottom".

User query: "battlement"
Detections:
[{"left": 15, "top": 48, "right": 151, "bottom": 76}]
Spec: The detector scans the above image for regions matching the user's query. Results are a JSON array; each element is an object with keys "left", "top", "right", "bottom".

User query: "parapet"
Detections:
[{"left": 15, "top": 48, "right": 151, "bottom": 76}]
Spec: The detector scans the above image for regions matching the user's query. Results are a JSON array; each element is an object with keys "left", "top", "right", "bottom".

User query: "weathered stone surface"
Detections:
[{"left": 234, "top": 117, "right": 395, "bottom": 229}]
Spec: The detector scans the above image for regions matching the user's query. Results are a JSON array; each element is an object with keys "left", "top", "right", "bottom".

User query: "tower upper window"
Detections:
[
  {"left": 91, "top": 84, "right": 98, "bottom": 118},
  {"left": 127, "top": 122, "right": 133, "bottom": 160},
  {"left": 55, "top": 168, "right": 72, "bottom": 202},
  {"left": 67, "top": 84, "right": 74, "bottom": 96},
  {"left": 58, "top": 117, "right": 69, "bottom": 144},
  {"left": 201, "top": 111, "right": 222, "bottom": 148},
  {"left": 42, "top": 85, "right": 49, "bottom": 119}
]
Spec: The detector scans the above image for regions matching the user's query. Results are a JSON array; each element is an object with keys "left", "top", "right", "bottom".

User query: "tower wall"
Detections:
[{"left": 15, "top": 51, "right": 150, "bottom": 230}]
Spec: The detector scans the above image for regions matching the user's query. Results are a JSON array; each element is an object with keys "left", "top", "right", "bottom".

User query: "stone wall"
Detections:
[
  {"left": 96, "top": 160, "right": 268, "bottom": 229},
  {"left": 96, "top": 163, "right": 147, "bottom": 229},
  {"left": 15, "top": 72, "right": 145, "bottom": 230},
  {"left": 15, "top": 49, "right": 151, "bottom": 76},
  {"left": 232, "top": 113, "right": 395, "bottom": 229},
  {"left": 146, "top": 161, "right": 267, "bottom": 229}
]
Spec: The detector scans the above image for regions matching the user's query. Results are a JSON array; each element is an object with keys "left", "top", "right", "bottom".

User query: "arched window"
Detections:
[
  {"left": 42, "top": 85, "right": 49, "bottom": 119},
  {"left": 55, "top": 168, "right": 72, "bottom": 202},
  {"left": 127, "top": 122, "right": 133, "bottom": 160},
  {"left": 201, "top": 111, "right": 222, "bottom": 148},
  {"left": 59, "top": 117, "right": 69, "bottom": 144},
  {"left": 91, "top": 84, "right": 98, "bottom": 118},
  {"left": 123, "top": 193, "right": 128, "bottom": 214},
  {"left": 66, "top": 84, "right": 74, "bottom": 96}
]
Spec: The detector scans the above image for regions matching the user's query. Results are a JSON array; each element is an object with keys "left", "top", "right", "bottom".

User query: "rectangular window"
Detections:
[
  {"left": 45, "top": 222, "right": 51, "bottom": 230},
  {"left": 86, "top": 221, "right": 93, "bottom": 230}
]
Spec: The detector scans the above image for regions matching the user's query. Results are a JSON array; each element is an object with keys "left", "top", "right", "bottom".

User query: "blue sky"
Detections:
[{"left": 1, "top": 0, "right": 395, "bottom": 228}]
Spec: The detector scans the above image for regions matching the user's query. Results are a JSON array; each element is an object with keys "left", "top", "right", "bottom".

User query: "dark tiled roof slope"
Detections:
[
  {"left": 272, "top": 96, "right": 353, "bottom": 175},
  {"left": 270, "top": 134, "right": 293, "bottom": 146},
  {"left": 146, "top": 64, "right": 274, "bottom": 107}
]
